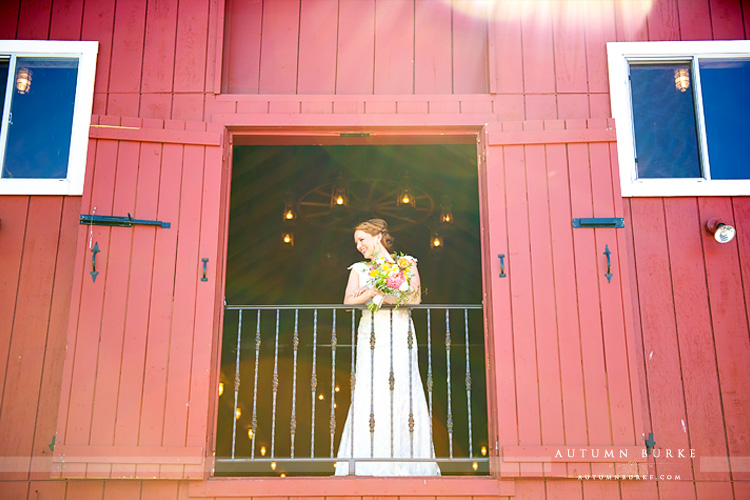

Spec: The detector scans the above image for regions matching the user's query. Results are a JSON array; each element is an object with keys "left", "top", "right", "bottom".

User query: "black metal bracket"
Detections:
[
  {"left": 572, "top": 217, "right": 624, "bottom": 228},
  {"left": 80, "top": 213, "right": 171, "bottom": 229},
  {"left": 201, "top": 258, "right": 209, "bottom": 282},
  {"left": 498, "top": 254, "right": 506, "bottom": 278},
  {"left": 644, "top": 432, "right": 656, "bottom": 456},
  {"left": 603, "top": 244, "right": 613, "bottom": 283},
  {"left": 90, "top": 242, "right": 100, "bottom": 282}
]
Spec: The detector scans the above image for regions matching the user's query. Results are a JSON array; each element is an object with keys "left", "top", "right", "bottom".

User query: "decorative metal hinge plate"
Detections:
[
  {"left": 80, "top": 213, "right": 171, "bottom": 229},
  {"left": 572, "top": 217, "right": 624, "bottom": 228}
]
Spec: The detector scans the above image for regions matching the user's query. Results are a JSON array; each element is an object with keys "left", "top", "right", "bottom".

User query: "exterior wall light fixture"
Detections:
[{"left": 706, "top": 218, "right": 736, "bottom": 243}]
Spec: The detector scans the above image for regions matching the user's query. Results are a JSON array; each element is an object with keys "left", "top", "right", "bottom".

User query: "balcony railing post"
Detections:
[
  {"left": 231, "top": 310, "right": 243, "bottom": 459},
  {"left": 290, "top": 309, "right": 299, "bottom": 458}
]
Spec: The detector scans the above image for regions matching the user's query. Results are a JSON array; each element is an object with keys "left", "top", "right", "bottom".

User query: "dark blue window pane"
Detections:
[
  {"left": 2, "top": 57, "right": 78, "bottom": 179},
  {"left": 699, "top": 59, "right": 750, "bottom": 180},
  {"left": 0, "top": 59, "right": 8, "bottom": 118},
  {"left": 630, "top": 63, "right": 702, "bottom": 178}
]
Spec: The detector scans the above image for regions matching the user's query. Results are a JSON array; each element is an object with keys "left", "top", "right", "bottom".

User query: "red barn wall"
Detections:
[{"left": 0, "top": 0, "right": 749, "bottom": 499}]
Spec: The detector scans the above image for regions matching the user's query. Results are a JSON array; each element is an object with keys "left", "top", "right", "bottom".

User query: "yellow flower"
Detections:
[
  {"left": 397, "top": 257, "right": 409, "bottom": 268},
  {"left": 369, "top": 270, "right": 378, "bottom": 277}
]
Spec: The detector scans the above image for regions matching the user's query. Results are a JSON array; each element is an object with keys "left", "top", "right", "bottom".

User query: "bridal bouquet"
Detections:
[{"left": 364, "top": 254, "right": 418, "bottom": 312}]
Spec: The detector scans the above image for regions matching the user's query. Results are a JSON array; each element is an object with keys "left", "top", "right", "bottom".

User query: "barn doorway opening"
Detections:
[{"left": 216, "top": 140, "right": 487, "bottom": 476}]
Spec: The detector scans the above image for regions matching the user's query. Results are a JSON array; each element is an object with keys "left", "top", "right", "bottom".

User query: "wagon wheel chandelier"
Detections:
[{"left": 280, "top": 172, "right": 454, "bottom": 249}]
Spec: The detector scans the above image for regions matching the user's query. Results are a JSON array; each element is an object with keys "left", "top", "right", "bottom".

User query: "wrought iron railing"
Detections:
[{"left": 216, "top": 304, "right": 488, "bottom": 476}]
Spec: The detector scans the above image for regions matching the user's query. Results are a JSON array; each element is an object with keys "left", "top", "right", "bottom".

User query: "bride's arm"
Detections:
[
  {"left": 343, "top": 268, "right": 377, "bottom": 305},
  {"left": 403, "top": 263, "right": 422, "bottom": 305}
]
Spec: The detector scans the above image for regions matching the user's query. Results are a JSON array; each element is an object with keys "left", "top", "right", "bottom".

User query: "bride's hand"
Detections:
[{"left": 351, "top": 287, "right": 374, "bottom": 299}]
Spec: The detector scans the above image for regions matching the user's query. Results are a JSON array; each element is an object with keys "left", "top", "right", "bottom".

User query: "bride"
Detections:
[{"left": 334, "top": 219, "right": 440, "bottom": 476}]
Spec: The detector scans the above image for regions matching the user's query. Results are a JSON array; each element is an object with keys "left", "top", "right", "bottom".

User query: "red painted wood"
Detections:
[
  {"left": 523, "top": 134, "right": 564, "bottom": 472},
  {"left": 589, "top": 139, "right": 636, "bottom": 447},
  {"left": 630, "top": 198, "right": 693, "bottom": 481},
  {"left": 222, "top": 0, "right": 262, "bottom": 93},
  {"left": 15, "top": 0, "right": 51, "bottom": 39},
  {"left": 111, "top": 142, "right": 162, "bottom": 479},
  {"left": 297, "top": 0, "right": 338, "bottom": 94},
  {"left": 414, "top": 0, "right": 452, "bottom": 94},
  {"left": 0, "top": 197, "right": 62, "bottom": 481},
  {"left": 141, "top": 481, "right": 180, "bottom": 500},
  {"left": 481, "top": 125, "right": 519, "bottom": 477},
  {"left": 336, "top": 0, "right": 375, "bottom": 94},
  {"left": 584, "top": 0, "right": 616, "bottom": 94},
  {"left": 29, "top": 197, "right": 81, "bottom": 481},
  {"left": 109, "top": 0, "right": 147, "bottom": 94},
  {"left": 452, "top": 7, "right": 488, "bottom": 94},
  {"left": 0, "top": 1, "right": 20, "bottom": 38},
  {"left": 141, "top": 0, "right": 178, "bottom": 93},
  {"left": 87, "top": 139, "right": 140, "bottom": 478},
  {"left": 524, "top": 95, "right": 557, "bottom": 121},
  {"left": 544, "top": 126, "right": 588, "bottom": 478},
  {"left": 258, "top": 0, "right": 300, "bottom": 94},
  {"left": 49, "top": 0, "right": 85, "bottom": 40},
  {"left": 520, "top": 3, "right": 554, "bottom": 94},
  {"left": 647, "top": 0, "right": 680, "bottom": 41},
  {"left": 160, "top": 140, "right": 205, "bottom": 478},
  {"left": 677, "top": 0, "right": 713, "bottom": 40},
  {"left": 81, "top": 0, "right": 115, "bottom": 98},
  {"left": 171, "top": 93, "right": 206, "bottom": 121},
  {"left": 174, "top": 0, "right": 210, "bottom": 92},
  {"left": 502, "top": 134, "right": 542, "bottom": 477},
  {"left": 613, "top": 0, "right": 649, "bottom": 42},
  {"left": 489, "top": 8, "right": 523, "bottom": 94},
  {"left": 186, "top": 142, "right": 224, "bottom": 478},
  {"left": 662, "top": 199, "right": 728, "bottom": 482},
  {"left": 373, "top": 0, "right": 414, "bottom": 94},
  {"left": 708, "top": 0, "right": 745, "bottom": 39},
  {"left": 698, "top": 197, "right": 750, "bottom": 482},
  {"left": 557, "top": 94, "right": 590, "bottom": 120},
  {"left": 567, "top": 139, "right": 611, "bottom": 476},
  {"left": 551, "top": 4, "right": 587, "bottom": 94},
  {"left": 135, "top": 141, "right": 184, "bottom": 478}
]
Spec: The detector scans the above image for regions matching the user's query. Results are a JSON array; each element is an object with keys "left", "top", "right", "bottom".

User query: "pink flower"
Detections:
[{"left": 386, "top": 271, "right": 405, "bottom": 290}]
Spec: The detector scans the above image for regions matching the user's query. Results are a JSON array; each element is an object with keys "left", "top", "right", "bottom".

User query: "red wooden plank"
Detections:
[
  {"left": 708, "top": 0, "right": 745, "bottom": 39},
  {"left": 111, "top": 142, "right": 162, "bottom": 479},
  {"left": 222, "top": 0, "right": 262, "bottom": 93},
  {"left": 524, "top": 138, "right": 565, "bottom": 459},
  {"left": 452, "top": 6, "right": 488, "bottom": 94},
  {"left": 630, "top": 198, "right": 693, "bottom": 481},
  {"left": 297, "top": 0, "right": 338, "bottom": 94},
  {"left": 108, "top": 0, "right": 147, "bottom": 94},
  {"left": 16, "top": 0, "right": 52, "bottom": 39},
  {"left": 545, "top": 135, "right": 588, "bottom": 479},
  {"left": 503, "top": 139, "right": 542, "bottom": 477},
  {"left": 524, "top": 95, "right": 557, "bottom": 121},
  {"left": 101, "top": 480, "right": 141, "bottom": 500},
  {"left": 676, "top": 0, "right": 713, "bottom": 40},
  {"left": 662, "top": 199, "right": 728, "bottom": 482},
  {"left": 186, "top": 144, "right": 223, "bottom": 478},
  {"left": 135, "top": 141, "right": 183, "bottom": 478},
  {"left": 81, "top": 0, "right": 115, "bottom": 97},
  {"left": 140, "top": 94, "right": 173, "bottom": 120},
  {"left": 613, "top": 0, "right": 650, "bottom": 41},
  {"left": 336, "top": 0, "right": 375, "bottom": 94},
  {"left": 86, "top": 139, "right": 140, "bottom": 478},
  {"left": 647, "top": 0, "right": 680, "bottom": 41},
  {"left": 141, "top": 0, "right": 178, "bottom": 93},
  {"left": 557, "top": 94, "right": 590, "bottom": 120},
  {"left": 258, "top": 0, "right": 300, "bottom": 94},
  {"left": 489, "top": 6, "right": 522, "bottom": 94},
  {"left": 373, "top": 0, "right": 414, "bottom": 94},
  {"left": 49, "top": 0, "right": 84, "bottom": 40},
  {"left": 520, "top": 2, "right": 555, "bottom": 94},
  {"left": 0, "top": 197, "right": 62, "bottom": 481},
  {"left": 482, "top": 129, "right": 519, "bottom": 477},
  {"left": 60, "top": 140, "right": 118, "bottom": 478},
  {"left": 551, "top": 2, "right": 587, "bottom": 94},
  {"left": 160, "top": 142, "right": 204, "bottom": 479},
  {"left": 584, "top": 0, "right": 617, "bottom": 94},
  {"left": 414, "top": 0, "right": 452, "bottom": 94},
  {"left": 107, "top": 94, "right": 141, "bottom": 118},
  {"left": 566, "top": 140, "right": 611, "bottom": 476},
  {"left": 698, "top": 197, "right": 750, "bottom": 482},
  {"left": 174, "top": 0, "right": 210, "bottom": 92},
  {"left": 735, "top": 197, "right": 750, "bottom": 351},
  {"left": 695, "top": 481, "right": 734, "bottom": 500},
  {"left": 589, "top": 141, "right": 636, "bottom": 447},
  {"left": 171, "top": 94, "right": 206, "bottom": 121},
  {"left": 0, "top": 197, "right": 28, "bottom": 423},
  {"left": 29, "top": 197, "right": 82, "bottom": 481},
  {"left": 66, "top": 479, "right": 104, "bottom": 499},
  {"left": 142, "top": 481, "right": 180, "bottom": 500},
  {"left": 0, "top": 1, "right": 19, "bottom": 38}
]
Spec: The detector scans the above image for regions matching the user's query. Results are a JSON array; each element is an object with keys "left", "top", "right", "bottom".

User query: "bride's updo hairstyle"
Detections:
[{"left": 355, "top": 218, "right": 395, "bottom": 254}]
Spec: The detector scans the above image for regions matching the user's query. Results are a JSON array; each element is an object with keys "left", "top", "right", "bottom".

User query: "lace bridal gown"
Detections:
[{"left": 334, "top": 262, "right": 440, "bottom": 476}]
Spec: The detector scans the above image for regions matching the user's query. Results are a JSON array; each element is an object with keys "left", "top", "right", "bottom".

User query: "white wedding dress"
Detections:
[{"left": 334, "top": 262, "right": 440, "bottom": 476}]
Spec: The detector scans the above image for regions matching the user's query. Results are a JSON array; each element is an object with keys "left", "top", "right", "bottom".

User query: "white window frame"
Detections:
[
  {"left": 608, "top": 40, "right": 750, "bottom": 197},
  {"left": 0, "top": 40, "right": 98, "bottom": 196}
]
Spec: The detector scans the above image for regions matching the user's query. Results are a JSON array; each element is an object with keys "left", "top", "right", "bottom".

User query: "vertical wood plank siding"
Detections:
[{"left": 0, "top": 0, "right": 748, "bottom": 499}]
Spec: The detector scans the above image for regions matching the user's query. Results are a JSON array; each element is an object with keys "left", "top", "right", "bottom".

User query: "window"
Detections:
[
  {"left": 0, "top": 40, "right": 97, "bottom": 195},
  {"left": 608, "top": 40, "right": 750, "bottom": 197}
]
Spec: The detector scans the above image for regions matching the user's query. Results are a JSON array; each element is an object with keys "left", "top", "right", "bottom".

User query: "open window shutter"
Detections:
[
  {"left": 53, "top": 117, "right": 224, "bottom": 479},
  {"left": 482, "top": 120, "right": 646, "bottom": 478}
]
